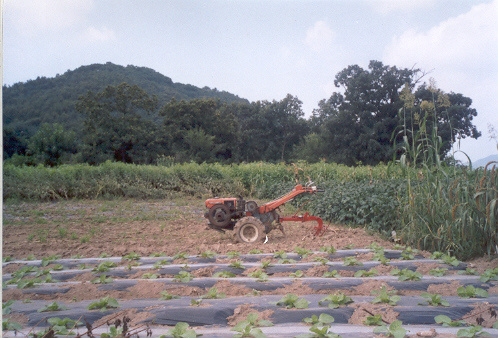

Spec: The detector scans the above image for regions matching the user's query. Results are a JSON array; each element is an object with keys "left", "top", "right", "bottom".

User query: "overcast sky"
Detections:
[{"left": 4, "top": 0, "right": 498, "bottom": 162}]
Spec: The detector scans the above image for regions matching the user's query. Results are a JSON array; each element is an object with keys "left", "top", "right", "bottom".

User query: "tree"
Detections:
[
  {"left": 309, "top": 61, "right": 480, "bottom": 165},
  {"left": 26, "top": 123, "right": 77, "bottom": 166},
  {"left": 76, "top": 82, "right": 163, "bottom": 164}
]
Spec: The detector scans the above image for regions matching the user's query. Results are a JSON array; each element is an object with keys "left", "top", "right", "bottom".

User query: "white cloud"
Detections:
[
  {"left": 305, "top": 20, "right": 336, "bottom": 52},
  {"left": 82, "top": 26, "right": 116, "bottom": 43},
  {"left": 5, "top": 0, "right": 94, "bottom": 32}
]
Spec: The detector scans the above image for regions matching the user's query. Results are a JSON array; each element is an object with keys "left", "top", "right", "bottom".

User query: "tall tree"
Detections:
[
  {"left": 27, "top": 123, "right": 77, "bottom": 166},
  {"left": 76, "top": 82, "right": 162, "bottom": 164},
  {"left": 310, "top": 61, "right": 480, "bottom": 165}
]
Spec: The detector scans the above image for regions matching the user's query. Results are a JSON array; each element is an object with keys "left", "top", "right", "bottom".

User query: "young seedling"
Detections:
[
  {"left": 47, "top": 317, "right": 82, "bottom": 335},
  {"left": 260, "top": 260, "right": 274, "bottom": 269},
  {"left": 229, "top": 260, "right": 246, "bottom": 269},
  {"left": 2, "top": 318, "right": 22, "bottom": 332},
  {"left": 323, "top": 270, "right": 341, "bottom": 278},
  {"left": 314, "top": 257, "right": 329, "bottom": 265},
  {"left": 457, "top": 325, "right": 489, "bottom": 337},
  {"left": 391, "top": 268, "right": 422, "bottom": 281},
  {"left": 457, "top": 285, "right": 488, "bottom": 298},
  {"left": 480, "top": 268, "right": 498, "bottom": 283},
  {"left": 290, "top": 270, "right": 305, "bottom": 278},
  {"left": 231, "top": 313, "right": 270, "bottom": 338},
  {"left": 249, "top": 270, "right": 269, "bottom": 282},
  {"left": 273, "top": 251, "right": 287, "bottom": 259},
  {"left": 99, "top": 252, "right": 110, "bottom": 258},
  {"left": 296, "top": 325, "right": 342, "bottom": 338},
  {"left": 227, "top": 251, "right": 240, "bottom": 259},
  {"left": 37, "top": 301, "right": 68, "bottom": 312},
  {"left": 303, "top": 313, "right": 334, "bottom": 326},
  {"left": 3, "top": 300, "right": 14, "bottom": 315},
  {"left": 354, "top": 269, "right": 378, "bottom": 278},
  {"left": 278, "top": 258, "right": 297, "bottom": 264},
  {"left": 190, "top": 298, "right": 203, "bottom": 307},
  {"left": 295, "top": 247, "right": 312, "bottom": 258},
  {"left": 343, "top": 256, "right": 362, "bottom": 266},
  {"left": 153, "top": 259, "right": 171, "bottom": 269},
  {"left": 164, "top": 322, "right": 200, "bottom": 338},
  {"left": 88, "top": 296, "right": 120, "bottom": 311},
  {"left": 429, "top": 268, "right": 448, "bottom": 277},
  {"left": 441, "top": 254, "right": 461, "bottom": 267},
  {"left": 52, "top": 264, "right": 64, "bottom": 271},
  {"left": 173, "top": 271, "right": 193, "bottom": 283},
  {"left": 91, "top": 274, "right": 113, "bottom": 284},
  {"left": 373, "top": 320, "right": 406, "bottom": 338},
  {"left": 173, "top": 252, "right": 189, "bottom": 260},
  {"left": 418, "top": 292, "right": 450, "bottom": 307},
  {"left": 373, "top": 251, "right": 390, "bottom": 265},
  {"left": 434, "top": 315, "right": 467, "bottom": 327},
  {"left": 371, "top": 286, "right": 400, "bottom": 306},
  {"left": 274, "top": 294, "right": 309, "bottom": 309},
  {"left": 319, "top": 292, "right": 353, "bottom": 309},
  {"left": 141, "top": 272, "right": 158, "bottom": 279},
  {"left": 160, "top": 291, "right": 180, "bottom": 300},
  {"left": 200, "top": 287, "right": 226, "bottom": 299},
  {"left": 363, "top": 314, "right": 383, "bottom": 326},
  {"left": 213, "top": 271, "right": 236, "bottom": 278},
  {"left": 92, "top": 261, "right": 117, "bottom": 273},
  {"left": 123, "top": 252, "right": 141, "bottom": 261},
  {"left": 320, "top": 246, "right": 336, "bottom": 254},
  {"left": 199, "top": 250, "right": 216, "bottom": 259},
  {"left": 249, "top": 249, "right": 262, "bottom": 254},
  {"left": 459, "top": 268, "right": 479, "bottom": 276}
]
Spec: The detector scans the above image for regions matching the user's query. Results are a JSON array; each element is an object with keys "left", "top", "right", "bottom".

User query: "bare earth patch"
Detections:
[{"left": 226, "top": 304, "right": 274, "bottom": 326}]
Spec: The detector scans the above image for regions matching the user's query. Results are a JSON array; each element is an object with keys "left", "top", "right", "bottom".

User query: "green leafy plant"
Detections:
[
  {"left": 457, "top": 325, "right": 488, "bottom": 337},
  {"left": 418, "top": 292, "right": 450, "bottom": 307},
  {"left": 3, "top": 300, "right": 14, "bottom": 315},
  {"left": 91, "top": 274, "right": 114, "bottom": 284},
  {"left": 213, "top": 271, "right": 236, "bottom": 278},
  {"left": 303, "top": 314, "right": 334, "bottom": 326},
  {"left": 92, "top": 261, "right": 117, "bottom": 273},
  {"left": 153, "top": 259, "right": 171, "bottom": 269},
  {"left": 123, "top": 252, "right": 141, "bottom": 261},
  {"left": 249, "top": 249, "right": 262, "bottom": 254},
  {"left": 429, "top": 268, "right": 448, "bottom": 277},
  {"left": 231, "top": 312, "right": 273, "bottom": 338},
  {"left": 200, "top": 250, "right": 216, "bottom": 259},
  {"left": 319, "top": 292, "right": 353, "bottom": 309},
  {"left": 296, "top": 325, "right": 342, "bottom": 338},
  {"left": 173, "top": 252, "right": 189, "bottom": 260},
  {"left": 52, "top": 264, "right": 64, "bottom": 271},
  {"left": 150, "top": 252, "right": 166, "bottom": 257},
  {"left": 190, "top": 298, "right": 203, "bottom": 306},
  {"left": 457, "top": 285, "right": 488, "bottom": 298},
  {"left": 480, "top": 268, "right": 498, "bottom": 283},
  {"left": 391, "top": 268, "right": 422, "bottom": 281},
  {"left": 373, "top": 251, "right": 390, "bottom": 265},
  {"left": 295, "top": 247, "right": 312, "bottom": 257},
  {"left": 101, "top": 325, "right": 123, "bottom": 338},
  {"left": 371, "top": 286, "right": 400, "bottom": 306},
  {"left": 160, "top": 291, "right": 180, "bottom": 300},
  {"left": 46, "top": 317, "right": 82, "bottom": 335},
  {"left": 278, "top": 258, "right": 297, "bottom": 264},
  {"left": 249, "top": 270, "right": 269, "bottom": 282},
  {"left": 363, "top": 314, "right": 383, "bottom": 326},
  {"left": 173, "top": 271, "right": 193, "bottom": 283},
  {"left": 323, "top": 270, "right": 341, "bottom": 278},
  {"left": 37, "top": 301, "right": 68, "bottom": 312},
  {"left": 373, "top": 320, "right": 406, "bottom": 338},
  {"left": 314, "top": 257, "right": 329, "bottom": 265},
  {"left": 260, "top": 260, "right": 274, "bottom": 269},
  {"left": 2, "top": 318, "right": 22, "bottom": 332},
  {"left": 290, "top": 270, "right": 305, "bottom": 278},
  {"left": 88, "top": 296, "right": 120, "bottom": 311},
  {"left": 320, "top": 246, "right": 336, "bottom": 254},
  {"left": 459, "top": 267, "right": 479, "bottom": 275},
  {"left": 354, "top": 269, "right": 378, "bottom": 277},
  {"left": 200, "top": 287, "right": 226, "bottom": 299},
  {"left": 99, "top": 252, "right": 110, "bottom": 258},
  {"left": 274, "top": 294, "right": 309, "bottom": 309},
  {"left": 229, "top": 260, "right": 246, "bottom": 269},
  {"left": 141, "top": 272, "right": 159, "bottom": 279},
  {"left": 162, "top": 322, "right": 200, "bottom": 338},
  {"left": 434, "top": 315, "right": 467, "bottom": 327},
  {"left": 441, "top": 254, "right": 461, "bottom": 267},
  {"left": 17, "top": 278, "right": 42, "bottom": 289},
  {"left": 343, "top": 256, "right": 362, "bottom": 266},
  {"left": 430, "top": 251, "right": 444, "bottom": 259},
  {"left": 273, "top": 251, "right": 287, "bottom": 259},
  {"left": 227, "top": 251, "right": 240, "bottom": 259}
]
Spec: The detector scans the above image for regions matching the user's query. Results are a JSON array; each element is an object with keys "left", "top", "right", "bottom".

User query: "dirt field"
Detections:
[{"left": 3, "top": 199, "right": 498, "bottom": 337}]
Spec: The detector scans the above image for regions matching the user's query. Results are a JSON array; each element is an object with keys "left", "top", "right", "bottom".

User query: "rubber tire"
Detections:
[
  {"left": 246, "top": 201, "right": 258, "bottom": 213},
  {"left": 207, "top": 204, "right": 231, "bottom": 228},
  {"left": 234, "top": 217, "right": 266, "bottom": 243}
]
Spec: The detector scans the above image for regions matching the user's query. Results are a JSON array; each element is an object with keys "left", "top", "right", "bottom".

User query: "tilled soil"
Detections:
[{"left": 2, "top": 199, "right": 498, "bottom": 337}]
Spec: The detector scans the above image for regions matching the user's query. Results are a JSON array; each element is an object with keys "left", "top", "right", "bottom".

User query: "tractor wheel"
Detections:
[
  {"left": 207, "top": 204, "right": 231, "bottom": 228},
  {"left": 246, "top": 201, "right": 258, "bottom": 213},
  {"left": 234, "top": 217, "right": 266, "bottom": 243}
]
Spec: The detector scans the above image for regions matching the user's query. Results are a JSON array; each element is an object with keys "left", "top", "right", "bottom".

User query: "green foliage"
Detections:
[
  {"left": 213, "top": 270, "right": 236, "bottom": 278},
  {"left": 91, "top": 274, "right": 113, "bottom": 284},
  {"left": 3, "top": 318, "right": 22, "bottom": 332},
  {"left": 434, "top": 315, "right": 467, "bottom": 327},
  {"left": 199, "top": 250, "right": 216, "bottom": 259},
  {"left": 37, "top": 301, "right": 68, "bottom": 312},
  {"left": 290, "top": 270, "right": 305, "bottom": 278},
  {"left": 391, "top": 268, "right": 422, "bottom": 281},
  {"left": 441, "top": 254, "right": 461, "bottom": 267},
  {"left": 248, "top": 270, "right": 269, "bottom": 282},
  {"left": 343, "top": 257, "right": 362, "bottom": 266},
  {"left": 480, "top": 268, "right": 498, "bottom": 282},
  {"left": 303, "top": 314, "right": 334, "bottom": 326},
  {"left": 371, "top": 286, "right": 400, "bottom": 306},
  {"left": 123, "top": 252, "right": 141, "bottom": 261},
  {"left": 294, "top": 247, "right": 312, "bottom": 257},
  {"left": 296, "top": 324, "right": 342, "bottom": 338},
  {"left": 101, "top": 325, "right": 123, "bottom": 338},
  {"left": 200, "top": 287, "right": 226, "bottom": 299},
  {"left": 231, "top": 312, "right": 273, "bottom": 338},
  {"left": 141, "top": 272, "right": 159, "bottom": 279},
  {"left": 373, "top": 320, "right": 407, "bottom": 338},
  {"left": 87, "top": 296, "right": 120, "bottom": 311},
  {"left": 354, "top": 269, "right": 378, "bottom": 277},
  {"left": 318, "top": 292, "right": 353, "bottom": 309},
  {"left": 46, "top": 317, "right": 82, "bottom": 335},
  {"left": 227, "top": 251, "right": 240, "bottom": 259},
  {"left": 92, "top": 261, "right": 117, "bottom": 273},
  {"left": 323, "top": 270, "right": 341, "bottom": 278},
  {"left": 429, "top": 268, "right": 448, "bottom": 277},
  {"left": 320, "top": 246, "right": 336, "bottom": 254},
  {"left": 274, "top": 294, "right": 310, "bottom": 309},
  {"left": 457, "top": 325, "right": 488, "bottom": 337},
  {"left": 363, "top": 314, "right": 383, "bottom": 326},
  {"left": 26, "top": 123, "right": 77, "bottom": 166},
  {"left": 229, "top": 260, "right": 246, "bottom": 269},
  {"left": 418, "top": 293, "right": 450, "bottom": 307},
  {"left": 173, "top": 271, "right": 193, "bottom": 283},
  {"left": 162, "top": 322, "right": 200, "bottom": 338},
  {"left": 457, "top": 285, "right": 488, "bottom": 298},
  {"left": 3, "top": 300, "right": 14, "bottom": 315},
  {"left": 160, "top": 291, "right": 180, "bottom": 300},
  {"left": 173, "top": 252, "right": 189, "bottom": 260}
]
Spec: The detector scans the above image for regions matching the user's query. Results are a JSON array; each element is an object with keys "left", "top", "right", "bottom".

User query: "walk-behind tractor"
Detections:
[{"left": 204, "top": 183, "right": 325, "bottom": 243}]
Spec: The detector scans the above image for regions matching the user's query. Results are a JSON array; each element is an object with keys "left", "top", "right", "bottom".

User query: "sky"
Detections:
[{"left": 3, "top": 0, "right": 498, "bottom": 163}]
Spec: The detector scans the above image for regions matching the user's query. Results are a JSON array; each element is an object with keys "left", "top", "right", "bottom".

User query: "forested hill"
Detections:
[{"left": 3, "top": 62, "right": 248, "bottom": 137}]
